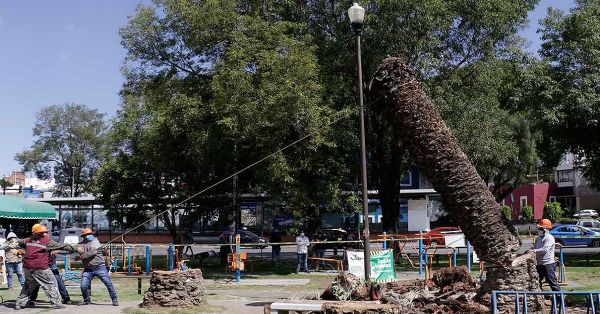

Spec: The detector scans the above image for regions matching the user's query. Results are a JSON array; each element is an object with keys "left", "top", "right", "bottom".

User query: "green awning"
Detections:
[{"left": 0, "top": 195, "right": 57, "bottom": 219}]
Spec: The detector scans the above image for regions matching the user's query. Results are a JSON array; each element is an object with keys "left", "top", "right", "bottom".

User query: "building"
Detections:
[
  {"left": 501, "top": 182, "right": 557, "bottom": 220},
  {"left": 555, "top": 154, "right": 600, "bottom": 211}
]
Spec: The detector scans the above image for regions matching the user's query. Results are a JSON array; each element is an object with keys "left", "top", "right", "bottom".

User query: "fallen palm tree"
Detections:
[{"left": 367, "top": 57, "right": 543, "bottom": 308}]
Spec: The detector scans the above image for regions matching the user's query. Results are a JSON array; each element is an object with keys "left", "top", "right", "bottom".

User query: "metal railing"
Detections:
[{"left": 491, "top": 290, "right": 600, "bottom": 314}]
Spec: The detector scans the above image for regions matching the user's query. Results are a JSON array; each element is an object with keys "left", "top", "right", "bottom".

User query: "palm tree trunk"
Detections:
[{"left": 369, "top": 57, "right": 537, "bottom": 297}]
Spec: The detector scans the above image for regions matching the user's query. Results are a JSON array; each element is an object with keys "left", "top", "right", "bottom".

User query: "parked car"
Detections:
[
  {"left": 316, "top": 228, "right": 361, "bottom": 252},
  {"left": 576, "top": 219, "right": 600, "bottom": 232},
  {"left": 573, "top": 209, "right": 599, "bottom": 218},
  {"left": 422, "top": 227, "right": 462, "bottom": 246},
  {"left": 549, "top": 224, "right": 600, "bottom": 247},
  {"left": 218, "top": 230, "right": 268, "bottom": 248}
]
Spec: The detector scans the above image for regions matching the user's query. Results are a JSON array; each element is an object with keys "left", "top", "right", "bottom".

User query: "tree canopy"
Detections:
[{"left": 16, "top": 103, "right": 105, "bottom": 197}]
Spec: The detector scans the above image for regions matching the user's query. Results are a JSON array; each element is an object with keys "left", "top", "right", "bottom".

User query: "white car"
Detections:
[
  {"left": 573, "top": 209, "right": 599, "bottom": 218},
  {"left": 576, "top": 219, "right": 600, "bottom": 232}
]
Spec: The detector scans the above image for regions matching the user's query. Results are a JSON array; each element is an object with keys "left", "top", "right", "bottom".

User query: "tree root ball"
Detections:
[{"left": 142, "top": 269, "right": 207, "bottom": 308}]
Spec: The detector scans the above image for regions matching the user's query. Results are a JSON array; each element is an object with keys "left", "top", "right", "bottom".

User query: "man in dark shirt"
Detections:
[{"left": 270, "top": 231, "right": 282, "bottom": 264}]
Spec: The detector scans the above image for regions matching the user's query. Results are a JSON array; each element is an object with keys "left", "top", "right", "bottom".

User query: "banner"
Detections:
[
  {"left": 370, "top": 250, "right": 396, "bottom": 282},
  {"left": 346, "top": 250, "right": 397, "bottom": 282}
]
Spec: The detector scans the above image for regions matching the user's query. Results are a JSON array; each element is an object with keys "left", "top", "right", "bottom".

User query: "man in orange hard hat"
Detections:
[
  {"left": 75, "top": 227, "right": 119, "bottom": 306},
  {"left": 14, "top": 224, "right": 76, "bottom": 310},
  {"left": 532, "top": 218, "right": 561, "bottom": 292}
]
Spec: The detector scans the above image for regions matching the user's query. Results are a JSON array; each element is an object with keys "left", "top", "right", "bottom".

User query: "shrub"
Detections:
[
  {"left": 543, "top": 202, "right": 564, "bottom": 222},
  {"left": 501, "top": 205, "right": 512, "bottom": 220},
  {"left": 558, "top": 217, "right": 577, "bottom": 225},
  {"left": 521, "top": 206, "right": 534, "bottom": 221}
]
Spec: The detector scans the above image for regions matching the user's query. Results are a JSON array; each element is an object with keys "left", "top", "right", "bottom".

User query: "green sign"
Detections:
[{"left": 370, "top": 250, "right": 396, "bottom": 282}]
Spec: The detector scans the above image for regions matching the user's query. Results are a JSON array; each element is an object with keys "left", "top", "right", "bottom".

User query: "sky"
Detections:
[{"left": 0, "top": 0, "right": 576, "bottom": 178}]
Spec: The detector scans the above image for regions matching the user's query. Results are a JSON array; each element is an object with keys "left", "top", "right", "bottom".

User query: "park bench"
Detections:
[
  {"left": 269, "top": 301, "right": 324, "bottom": 314},
  {"left": 308, "top": 257, "right": 344, "bottom": 272}
]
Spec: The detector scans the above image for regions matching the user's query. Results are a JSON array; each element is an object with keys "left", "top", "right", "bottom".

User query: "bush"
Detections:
[
  {"left": 543, "top": 202, "right": 564, "bottom": 222},
  {"left": 558, "top": 217, "right": 578, "bottom": 225},
  {"left": 521, "top": 206, "right": 534, "bottom": 221},
  {"left": 501, "top": 205, "right": 512, "bottom": 220}
]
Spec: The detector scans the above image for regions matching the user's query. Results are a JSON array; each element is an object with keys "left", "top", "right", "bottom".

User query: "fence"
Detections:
[{"left": 491, "top": 290, "right": 600, "bottom": 314}]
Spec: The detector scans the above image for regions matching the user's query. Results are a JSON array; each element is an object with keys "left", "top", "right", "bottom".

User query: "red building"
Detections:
[{"left": 502, "top": 182, "right": 558, "bottom": 220}]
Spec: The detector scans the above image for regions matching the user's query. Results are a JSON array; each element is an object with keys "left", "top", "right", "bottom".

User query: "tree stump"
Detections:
[{"left": 142, "top": 269, "right": 207, "bottom": 308}]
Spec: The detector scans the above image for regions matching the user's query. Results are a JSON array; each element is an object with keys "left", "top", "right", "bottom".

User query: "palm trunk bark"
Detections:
[{"left": 369, "top": 57, "right": 538, "bottom": 298}]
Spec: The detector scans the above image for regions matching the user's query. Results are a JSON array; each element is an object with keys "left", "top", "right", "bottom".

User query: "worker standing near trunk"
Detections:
[
  {"left": 532, "top": 219, "right": 561, "bottom": 292},
  {"left": 76, "top": 228, "right": 119, "bottom": 306},
  {"left": 14, "top": 224, "right": 75, "bottom": 310},
  {"left": 0, "top": 232, "right": 25, "bottom": 289}
]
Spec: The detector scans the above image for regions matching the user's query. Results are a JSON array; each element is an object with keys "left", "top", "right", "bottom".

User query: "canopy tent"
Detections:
[{"left": 0, "top": 195, "right": 56, "bottom": 219}]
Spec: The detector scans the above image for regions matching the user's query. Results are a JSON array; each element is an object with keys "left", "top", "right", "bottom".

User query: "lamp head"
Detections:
[{"left": 348, "top": 2, "right": 365, "bottom": 33}]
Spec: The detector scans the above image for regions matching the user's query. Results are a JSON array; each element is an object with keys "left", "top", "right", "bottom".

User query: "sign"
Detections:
[
  {"left": 444, "top": 233, "right": 465, "bottom": 248},
  {"left": 346, "top": 251, "right": 365, "bottom": 278},
  {"left": 370, "top": 250, "right": 396, "bottom": 282},
  {"left": 0, "top": 250, "right": 6, "bottom": 286},
  {"left": 346, "top": 250, "right": 397, "bottom": 283},
  {"left": 472, "top": 250, "right": 479, "bottom": 263}
]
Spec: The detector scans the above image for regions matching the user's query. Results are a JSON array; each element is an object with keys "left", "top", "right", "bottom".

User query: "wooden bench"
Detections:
[{"left": 308, "top": 257, "right": 344, "bottom": 272}]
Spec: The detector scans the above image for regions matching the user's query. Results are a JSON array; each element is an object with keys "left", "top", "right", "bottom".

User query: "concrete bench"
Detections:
[{"left": 270, "top": 301, "right": 324, "bottom": 314}]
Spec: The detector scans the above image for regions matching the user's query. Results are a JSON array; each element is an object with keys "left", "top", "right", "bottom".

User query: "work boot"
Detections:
[
  {"left": 78, "top": 301, "right": 91, "bottom": 306},
  {"left": 62, "top": 298, "right": 71, "bottom": 304},
  {"left": 112, "top": 300, "right": 119, "bottom": 306}
]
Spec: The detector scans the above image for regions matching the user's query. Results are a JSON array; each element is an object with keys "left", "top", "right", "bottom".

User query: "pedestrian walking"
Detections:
[
  {"left": 0, "top": 232, "right": 25, "bottom": 289},
  {"left": 183, "top": 229, "right": 194, "bottom": 257},
  {"left": 295, "top": 230, "right": 310, "bottom": 273},
  {"left": 532, "top": 219, "right": 561, "bottom": 292},
  {"left": 76, "top": 228, "right": 119, "bottom": 306},
  {"left": 270, "top": 231, "right": 282, "bottom": 264},
  {"left": 14, "top": 224, "right": 75, "bottom": 310}
]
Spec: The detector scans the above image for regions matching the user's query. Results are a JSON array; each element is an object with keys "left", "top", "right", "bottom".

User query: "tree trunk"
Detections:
[{"left": 369, "top": 57, "right": 528, "bottom": 293}]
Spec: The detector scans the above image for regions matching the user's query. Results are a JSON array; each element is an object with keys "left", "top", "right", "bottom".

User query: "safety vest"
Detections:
[{"left": 23, "top": 236, "right": 50, "bottom": 269}]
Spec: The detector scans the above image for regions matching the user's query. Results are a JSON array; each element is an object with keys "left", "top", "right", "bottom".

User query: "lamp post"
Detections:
[{"left": 348, "top": 2, "right": 371, "bottom": 281}]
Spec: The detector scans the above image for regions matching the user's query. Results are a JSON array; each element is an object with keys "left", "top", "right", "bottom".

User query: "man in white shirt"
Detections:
[
  {"left": 296, "top": 230, "right": 310, "bottom": 273},
  {"left": 532, "top": 219, "right": 560, "bottom": 291}
]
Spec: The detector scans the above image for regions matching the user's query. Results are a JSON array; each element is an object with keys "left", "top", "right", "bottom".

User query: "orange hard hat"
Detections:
[
  {"left": 81, "top": 228, "right": 93, "bottom": 236},
  {"left": 537, "top": 219, "right": 552, "bottom": 229},
  {"left": 32, "top": 224, "right": 49, "bottom": 234},
  {"left": 31, "top": 224, "right": 41, "bottom": 233}
]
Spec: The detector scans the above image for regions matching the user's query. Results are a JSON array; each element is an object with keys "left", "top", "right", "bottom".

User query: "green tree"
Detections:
[
  {"left": 525, "top": 1, "right": 600, "bottom": 187},
  {"left": 281, "top": 0, "right": 539, "bottom": 231},
  {"left": 0, "top": 178, "right": 11, "bottom": 195},
  {"left": 16, "top": 104, "right": 105, "bottom": 197},
  {"left": 96, "top": 0, "right": 356, "bottom": 240}
]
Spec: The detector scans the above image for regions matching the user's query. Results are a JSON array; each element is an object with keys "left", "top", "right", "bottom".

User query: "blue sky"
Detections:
[{"left": 0, "top": 0, "right": 575, "bottom": 178}]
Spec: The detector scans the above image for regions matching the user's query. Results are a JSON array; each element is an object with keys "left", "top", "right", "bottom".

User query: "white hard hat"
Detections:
[{"left": 7, "top": 232, "right": 17, "bottom": 240}]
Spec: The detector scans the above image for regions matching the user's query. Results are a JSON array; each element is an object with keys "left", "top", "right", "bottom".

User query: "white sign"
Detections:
[
  {"left": 0, "top": 250, "right": 7, "bottom": 286},
  {"left": 472, "top": 250, "right": 479, "bottom": 263},
  {"left": 444, "top": 233, "right": 465, "bottom": 248},
  {"left": 64, "top": 235, "right": 80, "bottom": 245},
  {"left": 346, "top": 251, "right": 365, "bottom": 278}
]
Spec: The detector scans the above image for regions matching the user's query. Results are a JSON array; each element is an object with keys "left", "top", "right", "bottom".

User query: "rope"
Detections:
[{"left": 104, "top": 110, "right": 350, "bottom": 245}]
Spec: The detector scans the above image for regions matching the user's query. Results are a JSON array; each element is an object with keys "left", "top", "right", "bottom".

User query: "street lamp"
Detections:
[{"left": 348, "top": 2, "right": 371, "bottom": 281}]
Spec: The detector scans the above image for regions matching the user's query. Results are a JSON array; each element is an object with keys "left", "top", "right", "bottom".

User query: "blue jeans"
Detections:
[
  {"left": 296, "top": 253, "right": 308, "bottom": 272},
  {"left": 81, "top": 265, "right": 118, "bottom": 302},
  {"left": 5, "top": 262, "right": 25, "bottom": 288}
]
